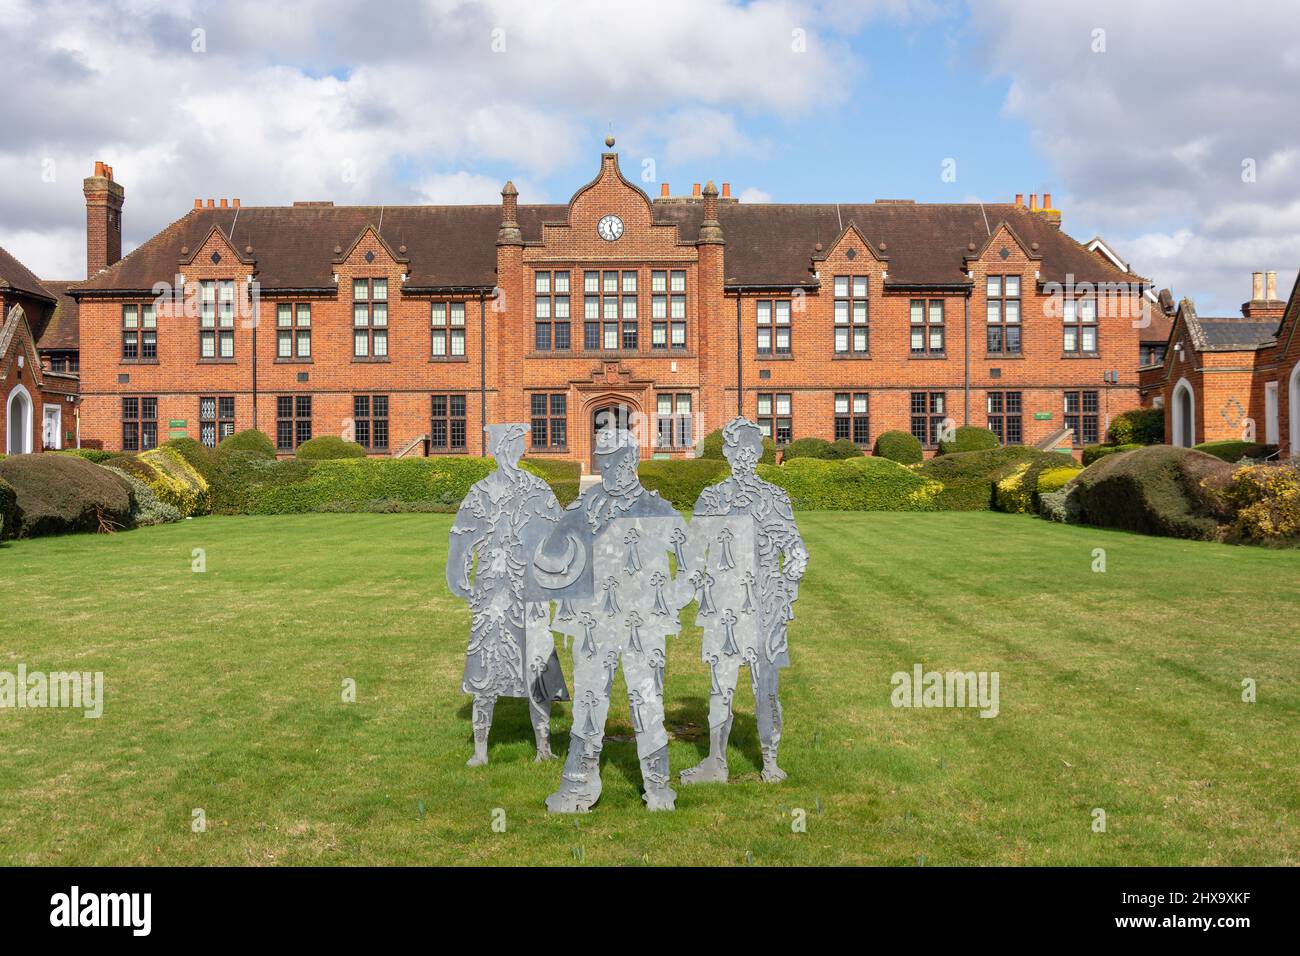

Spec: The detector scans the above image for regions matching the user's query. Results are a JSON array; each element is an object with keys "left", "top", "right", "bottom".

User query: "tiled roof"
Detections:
[
  {"left": 1194, "top": 317, "right": 1279, "bottom": 350},
  {"left": 35, "top": 279, "right": 82, "bottom": 351},
  {"left": 74, "top": 199, "right": 1138, "bottom": 294},
  {"left": 0, "top": 245, "right": 55, "bottom": 301}
]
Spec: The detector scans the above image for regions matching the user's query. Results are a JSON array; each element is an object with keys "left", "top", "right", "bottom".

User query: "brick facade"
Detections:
[{"left": 73, "top": 150, "right": 1153, "bottom": 468}]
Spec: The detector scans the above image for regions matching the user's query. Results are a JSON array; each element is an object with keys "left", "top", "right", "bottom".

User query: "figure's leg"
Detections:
[
  {"left": 525, "top": 610, "right": 559, "bottom": 761},
  {"left": 754, "top": 664, "right": 786, "bottom": 782},
  {"left": 546, "top": 636, "right": 611, "bottom": 813},
  {"left": 680, "top": 647, "right": 739, "bottom": 785},
  {"left": 468, "top": 694, "right": 496, "bottom": 767},
  {"left": 626, "top": 639, "right": 675, "bottom": 811},
  {"left": 529, "top": 697, "right": 555, "bottom": 762}
]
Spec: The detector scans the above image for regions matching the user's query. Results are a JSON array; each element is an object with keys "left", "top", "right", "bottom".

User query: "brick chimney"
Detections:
[
  {"left": 83, "top": 161, "right": 124, "bottom": 278},
  {"left": 497, "top": 181, "right": 523, "bottom": 247},
  {"left": 698, "top": 181, "right": 723, "bottom": 245},
  {"left": 1242, "top": 269, "right": 1286, "bottom": 320}
]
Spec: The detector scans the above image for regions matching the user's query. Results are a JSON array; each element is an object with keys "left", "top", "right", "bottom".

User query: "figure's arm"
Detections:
[{"left": 446, "top": 493, "right": 482, "bottom": 597}]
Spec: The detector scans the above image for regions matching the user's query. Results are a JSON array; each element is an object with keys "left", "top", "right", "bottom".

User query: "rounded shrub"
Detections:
[
  {"left": 874, "top": 430, "right": 923, "bottom": 465},
  {"left": 829, "top": 439, "right": 865, "bottom": 459},
  {"left": 638, "top": 459, "right": 730, "bottom": 510},
  {"left": 0, "top": 454, "right": 134, "bottom": 537},
  {"left": 782, "top": 437, "right": 836, "bottom": 461},
  {"left": 757, "top": 456, "right": 941, "bottom": 511},
  {"left": 104, "top": 466, "right": 183, "bottom": 527},
  {"left": 217, "top": 429, "right": 276, "bottom": 460},
  {"left": 0, "top": 476, "right": 16, "bottom": 537},
  {"left": 521, "top": 457, "right": 581, "bottom": 507},
  {"left": 1082, "top": 443, "right": 1142, "bottom": 466},
  {"left": 164, "top": 437, "right": 216, "bottom": 481},
  {"left": 1194, "top": 440, "right": 1274, "bottom": 463},
  {"left": 937, "top": 425, "right": 1000, "bottom": 455},
  {"left": 55, "top": 448, "right": 118, "bottom": 464},
  {"left": 1072, "top": 445, "right": 1234, "bottom": 540},
  {"left": 1107, "top": 407, "right": 1164, "bottom": 445},
  {"left": 917, "top": 446, "right": 1061, "bottom": 511},
  {"left": 295, "top": 435, "right": 368, "bottom": 461},
  {"left": 1223, "top": 463, "right": 1300, "bottom": 541}
]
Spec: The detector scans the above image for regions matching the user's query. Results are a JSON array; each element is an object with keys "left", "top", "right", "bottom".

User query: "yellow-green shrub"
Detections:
[
  {"left": 1037, "top": 466, "right": 1082, "bottom": 496},
  {"left": 118, "top": 447, "right": 211, "bottom": 516},
  {"left": 1224, "top": 464, "right": 1300, "bottom": 541},
  {"left": 994, "top": 464, "right": 1033, "bottom": 514}
]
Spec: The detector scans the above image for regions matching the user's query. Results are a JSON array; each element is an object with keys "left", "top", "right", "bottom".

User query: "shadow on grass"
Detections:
[{"left": 455, "top": 696, "right": 571, "bottom": 755}]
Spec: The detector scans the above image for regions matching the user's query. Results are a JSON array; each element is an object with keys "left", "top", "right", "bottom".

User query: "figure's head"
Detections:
[
  {"left": 486, "top": 422, "right": 528, "bottom": 467},
  {"left": 721, "top": 416, "right": 764, "bottom": 473},
  {"left": 594, "top": 426, "right": 641, "bottom": 491}
]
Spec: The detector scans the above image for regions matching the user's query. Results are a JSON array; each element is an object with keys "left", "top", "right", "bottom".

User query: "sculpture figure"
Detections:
[
  {"left": 529, "top": 426, "right": 690, "bottom": 813},
  {"left": 448, "top": 423, "right": 568, "bottom": 766},
  {"left": 680, "top": 416, "right": 807, "bottom": 784}
]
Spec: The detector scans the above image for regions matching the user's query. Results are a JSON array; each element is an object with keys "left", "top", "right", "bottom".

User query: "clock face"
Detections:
[{"left": 597, "top": 214, "right": 624, "bottom": 241}]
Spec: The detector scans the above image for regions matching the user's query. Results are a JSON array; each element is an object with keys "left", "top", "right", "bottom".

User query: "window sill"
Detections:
[
  {"left": 525, "top": 350, "right": 693, "bottom": 359},
  {"left": 756, "top": 353, "right": 794, "bottom": 361},
  {"left": 1061, "top": 353, "right": 1101, "bottom": 359},
  {"left": 428, "top": 447, "right": 469, "bottom": 455},
  {"left": 529, "top": 447, "right": 570, "bottom": 454},
  {"left": 274, "top": 358, "right": 313, "bottom": 364},
  {"left": 197, "top": 359, "right": 237, "bottom": 365},
  {"left": 352, "top": 357, "right": 391, "bottom": 363},
  {"left": 831, "top": 353, "right": 871, "bottom": 360},
  {"left": 120, "top": 359, "right": 159, "bottom": 365},
  {"left": 984, "top": 353, "right": 1024, "bottom": 360},
  {"left": 908, "top": 353, "right": 948, "bottom": 360},
  {"left": 429, "top": 356, "right": 469, "bottom": 363}
]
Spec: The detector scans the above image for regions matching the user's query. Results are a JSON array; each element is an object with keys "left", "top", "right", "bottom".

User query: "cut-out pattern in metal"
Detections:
[
  {"left": 679, "top": 416, "right": 807, "bottom": 785},
  {"left": 448, "top": 424, "right": 569, "bottom": 766},
  {"left": 528, "top": 427, "right": 689, "bottom": 813}
]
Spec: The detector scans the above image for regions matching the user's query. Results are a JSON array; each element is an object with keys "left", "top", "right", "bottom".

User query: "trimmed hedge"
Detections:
[
  {"left": 1108, "top": 407, "right": 1164, "bottom": 446},
  {"left": 108, "top": 447, "right": 210, "bottom": 517},
  {"left": 104, "top": 466, "right": 183, "bottom": 527},
  {"left": 917, "top": 446, "right": 1064, "bottom": 511},
  {"left": 0, "top": 476, "right": 16, "bottom": 537},
  {"left": 164, "top": 437, "right": 216, "bottom": 481},
  {"left": 874, "top": 430, "right": 923, "bottom": 465},
  {"left": 296, "top": 435, "right": 368, "bottom": 461},
  {"left": 994, "top": 455, "right": 1084, "bottom": 514},
  {"left": 1194, "top": 440, "right": 1275, "bottom": 463},
  {"left": 55, "top": 448, "right": 118, "bottom": 464},
  {"left": 1072, "top": 445, "right": 1234, "bottom": 540},
  {"left": 214, "top": 456, "right": 497, "bottom": 515},
  {"left": 639, "top": 459, "right": 730, "bottom": 510},
  {"left": 937, "top": 426, "right": 1000, "bottom": 455},
  {"left": 1082, "top": 443, "right": 1142, "bottom": 466},
  {"left": 217, "top": 429, "right": 276, "bottom": 460},
  {"left": 1223, "top": 463, "right": 1300, "bottom": 541},
  {"left": 699, "top": 429, "right": 776, "bottom": 464},
  {"left": 756, "top": 457, "right": 941, "bottom": 511},
  {"left": 521, "top": 457, "right": 581, "bottom": 507},
  {"left": 782, "top": 437, "right": 864, "bottom": 461},
  {"left": 0, "top": 453, "right": 134, "bottom": 538}
]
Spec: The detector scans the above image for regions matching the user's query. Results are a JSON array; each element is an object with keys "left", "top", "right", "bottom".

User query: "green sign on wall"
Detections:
[
  {"left": 1034, "top": 412, "right": 1053, "bottom": 421},
  {"left": 169, "top": 419, "right": 187, "bottom": 428}
]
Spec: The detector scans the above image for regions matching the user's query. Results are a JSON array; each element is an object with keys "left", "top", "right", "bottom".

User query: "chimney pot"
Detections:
[
  {"left": 1029, "top": 193, "right": 1038, "bottom": 210},
  {"left": 692, "top": 183, "right": 701, "bottom": 197},
  {"left": 194, "top": 199, "right": 202, "bottom": 209},
  {"left": 1266, "top": 270, "right": 1278, "bottom": 300},
  {"left": 219, "top": 198, "right": 229, "bottom": 208},
  {"left": 1043, "top": 191, "right": 1052, "bottom": 209},
  {"left": 233, "top": 198, "right": 240, "bottom": 208},
  {"left": 207, "top": 199, "right": 215, "bottom": 208},
  {"left": 722, "top": 182, "right": 731, "bottom": 198},
  {"left": 1014, "top": 193, "right": 1023, "bottom": 206},
  {"left": 1252, "top": 271, "right": 1264, "bottom": 300},
  {"left": 660, "top": 183, "right": 670, "bottom": 197}
]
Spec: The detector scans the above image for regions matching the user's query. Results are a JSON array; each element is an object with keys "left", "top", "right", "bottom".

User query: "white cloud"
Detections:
[
  {"left": 970, "top": 0, "right": 1300, "bottom": 313},
  {"left": 738, "top": 187, "right": 773, "bottom": 203}
]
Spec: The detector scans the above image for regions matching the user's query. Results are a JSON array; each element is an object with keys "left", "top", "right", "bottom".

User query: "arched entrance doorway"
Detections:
[
  {"left": 1171, "top": 378, "right": 1195, "bottom": 448},
  {"left": 591, "top": 402, "right": 631, "bottom": 473},
  {"left": 6, "top": 384, "right": 34, "bottom": 455}
]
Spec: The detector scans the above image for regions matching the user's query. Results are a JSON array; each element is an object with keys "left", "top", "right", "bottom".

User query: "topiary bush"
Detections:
[
  {"left": 521, "top": 457, "right": 581, "bottom": 507},
  {"left": 0, "top": 476, "right": 16, "bottom": 537},
  {"left": 217, "top": 429, "right": 276, "bottom": 460},
  {"left": 1082, "top": 442, "right": 1143, "bottom": 466},
  {"left": 829, "top": 438, "right": 865, "bottom": 459},
  {"left": 638, "top": 459, "right": 730, "bottom": 510},
  {"left": 995, "top": 454, "right": 1083, "bottom": 514},
  {"left": 296, "top": 435, "right": 368, "bottom": 461},
  {"left": 1194, "top": 440, "right": 1275, "bottom": 463},
  {"left": 0, "top": 454, "right": 134, "bottom": 538},
  {"left": 917, "top": 446, "right": 1061, "bottom": 511},
  {"left": 164, "top": 437, "right": 216, "bottom": 481},
  {"left": 756, "top": 457, "right": 941, "bottom": 511},
  {"left": 699, "top": 429, "right": 775, "bottom": 464},
  {"left": 1222, "top": 463, "right": 1300, "bottom": 542},
  {"left": 1108, "top": 407, "right": 1164, "bottom": 445},
  {"left": 55, "top": 448, "right": 118, "bottom": 464},
  {"left": 937, "top": 425, "right": 1000, "bottom": 455},
  {"left": 104, "top": 466, "right": 183, "bottom": 527},
  {"left": 109, "top": 446, "right": 211, "bottom": 516},
  {"left": 782, "top": 437, "right": 836, "bottom": 461},
  {"left": 873, "top": 430, "right": 923, "bottom": 465},
  {"left": 1072, "top": 445, "right": 1234, "bottom": 540}
]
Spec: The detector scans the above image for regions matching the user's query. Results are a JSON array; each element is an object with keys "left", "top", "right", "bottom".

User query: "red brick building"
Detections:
[
  {"left": 1140, "top": 270, "right": 1299, "bottom": 457},
  {"left": 72, "top": 147, "right": 1151, "bottom": 469}
]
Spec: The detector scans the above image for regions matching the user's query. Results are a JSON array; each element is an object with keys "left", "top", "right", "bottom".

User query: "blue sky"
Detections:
[{"left": 1, "top": 0, "right": 1297, "bottom": 313}]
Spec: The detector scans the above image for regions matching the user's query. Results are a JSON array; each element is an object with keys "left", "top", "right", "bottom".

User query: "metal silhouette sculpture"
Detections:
[
  {"left": 680, "top": 416, "right": 807, "bottom": 785},
  {"left": 448, "top": 423, "right": 569, "bottom": 766},
  {"left": 528, "top": 426, "right": 689, "bottom": 813}
]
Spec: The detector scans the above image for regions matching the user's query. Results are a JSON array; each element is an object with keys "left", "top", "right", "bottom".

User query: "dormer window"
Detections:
[
  {"left": 834, "top": 275, "right": 868, "bottom": 354},
  {"left": 1063, "top": 297, "right": 1098, "bottom": 354},
  {"left": 199, "top": 280, "right": 235, "bottom": 361},
  {"left": 353, "top": 278, "right": 388, "bottom": 359},
  {"left": 986, "top": 275, "right": 1021, "bottom": 355}
]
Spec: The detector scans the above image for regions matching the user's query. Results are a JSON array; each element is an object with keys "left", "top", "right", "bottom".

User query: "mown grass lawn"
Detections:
[{"left": 1, "top": 512, "right": 1296, "bottom": 866}]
